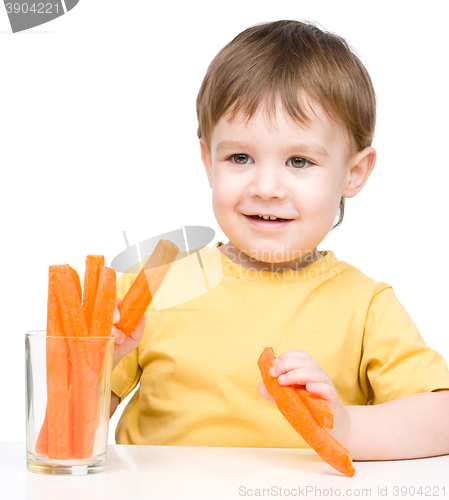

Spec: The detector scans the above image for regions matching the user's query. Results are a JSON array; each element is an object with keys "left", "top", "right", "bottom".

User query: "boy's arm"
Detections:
[
  {"left": 337, "top": 389, "right": 449, "bottom": 461},
  {"left": 110, "top": 392, "right": 120, "bottom": 418},
  {"left": 108, "top": 297, "right": 146, "bottom": 419}
]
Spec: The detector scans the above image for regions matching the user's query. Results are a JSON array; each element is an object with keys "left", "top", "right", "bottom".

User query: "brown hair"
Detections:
[{"left": 196, "top": 19, "right": 377, "bottom": 229}]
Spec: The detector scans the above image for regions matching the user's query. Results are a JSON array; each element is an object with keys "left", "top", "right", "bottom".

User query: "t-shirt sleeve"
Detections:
[
  {"left": 111, "top": 271, "right": 142, "bottom": 402},
  {"left": 360, "top": 286, "right": 449, "bottom": 404},
  {"left": 112, "top": 348, "right": 141, "bottom": 402}
]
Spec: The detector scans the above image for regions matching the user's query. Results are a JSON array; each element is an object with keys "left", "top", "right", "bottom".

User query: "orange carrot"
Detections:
[
  {"left": 51, "top": 267, "right": 96, "bottom": 459},
  {"left": 35, "top": 265, "right": 71, "bottom": 459},
  {"left": 90, "top": 266, "right": 117, "bottom": 338},
  {"left": 51, "top": 268, "right": 89, "bottom": 338},
  {"left": 36, "top": 258, "right": 115, "bottom": 461},
  {"left": 46, "top": 334, "right": 71, "bottom": 459},
  {"left": 47, "top": 266, "right": 69, "bottom": 337},
  {"left": 68, "top": 340, "right": 97, "bottom": 458},
  {"left": 70, "top": 266, "right": 82, "bottom": 301},
  {"left": 82, "top": 255, "right": 105, "bottom": 332},
  {"left": 89, "top": 266, "right": 117, "bottom": 378},
  {"left": 68, "top": 266, "right": 81, "bottom": 454},
  {"left": 296, "top": 386, "right": 334, "bottom": 429},
  {"left": 34, "top": 408, "right": 49, "bottom": 456},
  {"left": 117, "top": 239, "right": 179, "bottom": 337},
  {"left": 258, "top": 347, "right": 355, "bottom": 477}
]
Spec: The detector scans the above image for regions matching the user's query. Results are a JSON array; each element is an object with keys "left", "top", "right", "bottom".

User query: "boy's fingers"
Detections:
[
  {"left": 256, "top": 382, "right": 276, "bottom": 405},
  {"left": 112, "top": 312, "right": 145, "bottom": 369},
  {"left": 277, "top": 367, "right": 331, "bottom": 387},
  {"left": 276, "top": 350, "right": 311, "bottom": 361},
  {"left": 113, "top": 306, "right": 120, "bottom": 325},
  {"left": 113, "top": 296, "right": 122, "bottom": 325},
  {"left": 305, "top": 382, "right": 338, "bottom": 408},
  {"left": 129, "top": 315, "right": 145, "bottom": 341},
  {"left": 111, "top": 325, "right": 125, "bottom": 345},
  {"left": 270, "top": 357, "right": 318, "bottom": 376},
  {"left": 117, "top": 315, "right": 146, "bottom": 358}
]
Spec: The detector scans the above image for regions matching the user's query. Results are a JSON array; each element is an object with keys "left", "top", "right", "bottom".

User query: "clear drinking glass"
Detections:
[{"left": 25, "top": 331, "right": 114, "bottom": 475}]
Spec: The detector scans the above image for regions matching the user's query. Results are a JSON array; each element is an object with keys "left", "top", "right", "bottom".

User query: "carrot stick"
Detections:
[
  {"left": 34, "top": 407, "right": 49, "bottom": 456},
  {"left": 68, "top": 266, "right": 81, "bottom": 454},
  {"left": 46, "top": 327, "right": 71, "bottom": 459},
  {"left": 258, "top": 347, "right": 355, "bottom": 477},
  {"left": 116, "top": 239, "right": 179, "bottom": 337},
  {"left": 68, "top": 340, "right": 97, "bottom": 458},
  {"left": 51, "top": 267, "right": 96, "bottom": 458},
  {"left": 82, "top": 255, "right": 105, "bottom": 332},
  {"left": 90, "top": 266, "right": 117, "bottom": 338},
  {"left": 36, "top": 259, "right": 114, "bottom": 460},
  {"left": 70, "top": 266, "right": 82, "bottom": 302},
  {"left": 68, "top": 266, "right": 83, "bottom": 455},
  {"left": 296, "top": 386, "right": 334, "bottom": 429},
  {"left": 51, "top": 268, "right": 89, "bottom": 338},
  {"left": 47, "top": 267, "right": 70, "bottom": 337},
  {"left": 89, "top": 266, "right": 117, "bottom": 379},
  {"left": 35, "top": 265, "right": 71, "bottom": 459}
]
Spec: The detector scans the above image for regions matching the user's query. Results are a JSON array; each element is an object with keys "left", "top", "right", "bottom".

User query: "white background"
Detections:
[{"left": 0, "top": 1, "right": 448, "bottom": 444}]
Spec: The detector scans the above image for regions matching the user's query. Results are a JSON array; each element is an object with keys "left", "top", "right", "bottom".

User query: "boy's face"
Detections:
[{"left": 200, "top": 97, "right": 375, "bottom": 266}]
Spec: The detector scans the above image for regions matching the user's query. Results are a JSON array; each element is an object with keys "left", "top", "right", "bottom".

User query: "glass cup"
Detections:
[{"left": 25, "top": 331, "right": 114, "bottom": 475}]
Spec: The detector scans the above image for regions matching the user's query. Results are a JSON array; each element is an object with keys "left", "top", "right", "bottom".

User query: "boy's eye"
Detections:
[
  {"left": 228, "top": 154, "right": 312, "bottom": 168},
  {"left": 287, "top": 157, "right": 310, "bottom": 169},
  {"left": 230, "top": 154, "right": 254, "bottom": 165}
]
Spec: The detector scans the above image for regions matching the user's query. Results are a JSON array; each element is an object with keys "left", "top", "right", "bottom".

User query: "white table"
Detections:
[{"left": 2, "top": 442, "right": 448, "bottom": 499}]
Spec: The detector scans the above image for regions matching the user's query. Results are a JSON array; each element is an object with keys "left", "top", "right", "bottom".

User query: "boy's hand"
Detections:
[
  {"left": 111, "top": 296, "right": 145, "bottom": 370},
  {"left": 256, "top": 350, "right": 350, "bottom": 440},
  {"left": 257, "top": 349, "right": 339, "bottom": 406}
]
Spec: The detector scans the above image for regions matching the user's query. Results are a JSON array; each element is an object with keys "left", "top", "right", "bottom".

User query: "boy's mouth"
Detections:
[
  {"left": 244, "top": 214, "right": 292, "bottom": 222},
  {"left": 243, "top": 214, "right": 294, "bottom": 229}
]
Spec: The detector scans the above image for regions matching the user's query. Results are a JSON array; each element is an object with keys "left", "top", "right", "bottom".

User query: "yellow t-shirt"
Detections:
[{"left": 112, "top": 242, "right": 449, "bottom": 448}]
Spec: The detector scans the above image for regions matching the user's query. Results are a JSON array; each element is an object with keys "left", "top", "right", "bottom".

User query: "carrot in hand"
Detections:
[
  {"left": 258, "top": 347, "right": 355, "bottom": 477},
  {"left": 116, "top": 239, "right": 179, "bottom": 336},
  {"left": 295, "top": 386, "right": 334, "bottom": 429}
]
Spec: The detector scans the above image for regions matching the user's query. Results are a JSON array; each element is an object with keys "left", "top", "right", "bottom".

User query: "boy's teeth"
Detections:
[{"left": 250, "top": 214, "right": 286, "bottom": 221}]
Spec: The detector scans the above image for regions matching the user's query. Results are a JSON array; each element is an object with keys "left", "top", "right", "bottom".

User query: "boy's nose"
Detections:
[{"left": 247, "top": 165, "right": 287, "bottom": 200}]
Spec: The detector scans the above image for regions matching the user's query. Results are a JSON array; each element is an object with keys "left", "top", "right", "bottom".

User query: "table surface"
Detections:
[{"left": 2, "top": 442, "right": 449, "bottom": 499}]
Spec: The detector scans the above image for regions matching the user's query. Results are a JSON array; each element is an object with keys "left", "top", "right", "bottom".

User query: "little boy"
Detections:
[{"left": 110, "top": 20, "right": 449, "bottom": 461}]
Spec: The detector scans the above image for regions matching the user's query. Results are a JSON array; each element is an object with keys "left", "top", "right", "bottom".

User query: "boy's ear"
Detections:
[
  {"left": 342, "top": 146, "right": 376, "bottom": 199},
  {"left": 200, "top": 139, "right": 213, "bottom": 188}
]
